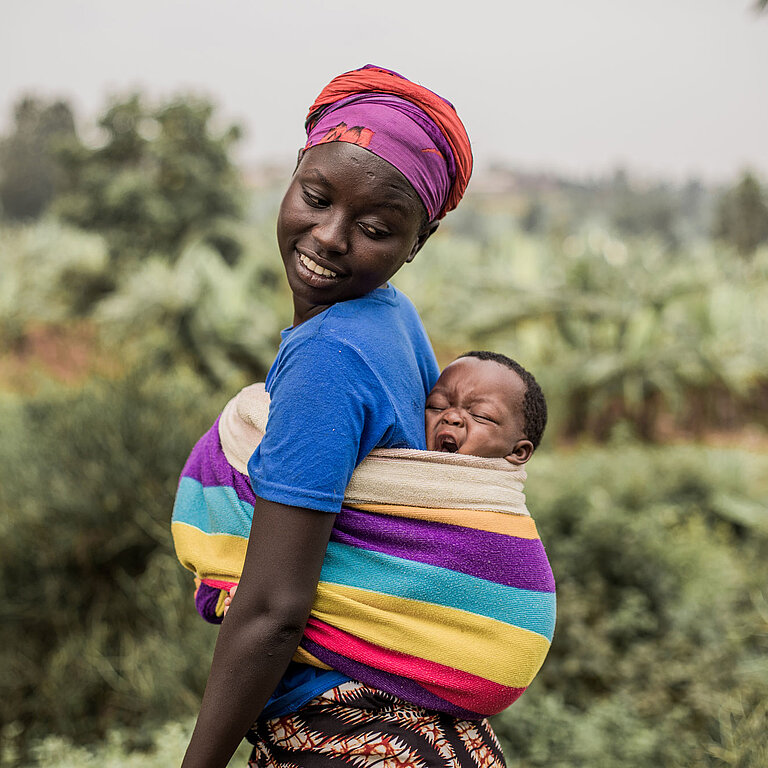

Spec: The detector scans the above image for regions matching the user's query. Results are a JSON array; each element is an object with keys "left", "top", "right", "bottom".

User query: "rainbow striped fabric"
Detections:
[{"left": 172, "top": 387, "right": 556, "bottom": 719}]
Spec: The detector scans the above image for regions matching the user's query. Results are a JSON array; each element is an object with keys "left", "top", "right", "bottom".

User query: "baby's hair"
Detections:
[{"left": 457, "top": 351, "right": 548, "bottom": 449}]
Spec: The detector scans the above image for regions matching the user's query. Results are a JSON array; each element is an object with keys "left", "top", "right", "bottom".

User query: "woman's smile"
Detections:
[
  {"left": 294, "top": 248, "right": 345, "bottom": 289},
  {"left": 297, "top": 251, "right": 338, "bottom": 279}
]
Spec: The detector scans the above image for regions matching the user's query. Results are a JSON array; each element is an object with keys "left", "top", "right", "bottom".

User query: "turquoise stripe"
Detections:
[
  {"left": 171, "top": 477, "right": 253, "bottom": 538},
  {"left": 320, "top": 541, "right": 556, "bottom": 641}
]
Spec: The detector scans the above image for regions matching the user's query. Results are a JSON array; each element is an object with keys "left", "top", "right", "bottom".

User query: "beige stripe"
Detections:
[{"left": 218, "top": 384, "right": 530, "bottom": 517}]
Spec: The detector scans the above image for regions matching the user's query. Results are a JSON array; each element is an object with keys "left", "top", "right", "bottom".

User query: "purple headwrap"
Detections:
[{"left": 305, "top": 92, "right": 455, "bottom": 222}]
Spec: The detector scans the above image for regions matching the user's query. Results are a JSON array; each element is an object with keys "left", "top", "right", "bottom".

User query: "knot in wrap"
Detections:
[{"left": 305, "top": 65, "right": 473, "bottom": 222}]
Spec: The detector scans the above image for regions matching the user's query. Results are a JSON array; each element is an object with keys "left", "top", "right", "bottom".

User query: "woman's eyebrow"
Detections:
[
  {"left": 376, "top": 198, "right": 412, "bottom": 215},
  {"left": 371, "top": 186, "right": 419, "bottom": 215},
  {"left": 303, "top": 168, "right": 332, "bottom": 185}
]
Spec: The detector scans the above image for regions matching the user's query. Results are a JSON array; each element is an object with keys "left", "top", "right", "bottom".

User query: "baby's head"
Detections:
[{"left": 425, "top": 351, "right": 547, "bottom": 465}]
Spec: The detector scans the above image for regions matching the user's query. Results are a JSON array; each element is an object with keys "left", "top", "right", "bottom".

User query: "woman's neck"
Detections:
[
  {"left": 292, "top": 297, "right": 332, "bottom": 327},
  {"left": 291, "top": 283, "right": 390, "bottom": 326}
]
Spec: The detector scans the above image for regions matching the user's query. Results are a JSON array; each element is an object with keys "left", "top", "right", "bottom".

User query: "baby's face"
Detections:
[{"left": 425, "top": 357, "right": 533, "bottom": 464}]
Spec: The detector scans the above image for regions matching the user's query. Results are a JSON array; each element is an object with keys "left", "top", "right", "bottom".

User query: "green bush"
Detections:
[
  {"left": 0, "top": 222, "right": 109, "bottom": 346},
  {"left": 491, "top": 445, "right": 768, "bottom": 767},
  {"left": 11, "top": 720, "right": 251, "bottom": 768},
  {"left": 54, "top": 94, "right": 244, "bottom": 267},
  {"left": 0, "top": 371, "right": 226, "bottom": 757}
]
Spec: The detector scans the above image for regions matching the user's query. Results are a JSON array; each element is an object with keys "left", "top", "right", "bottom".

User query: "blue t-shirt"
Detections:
[{"left": 247, "top": 284, "right": 438, "bottom": 718}]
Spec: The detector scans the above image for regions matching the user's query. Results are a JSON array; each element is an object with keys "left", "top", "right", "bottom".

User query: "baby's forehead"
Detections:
[{"left": 434, "top": 358, "right": 526, "bottom": 402}]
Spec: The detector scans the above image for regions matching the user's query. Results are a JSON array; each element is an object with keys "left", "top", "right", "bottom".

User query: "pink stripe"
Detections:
[
  {"left": 303, "top": 618, "right": 524, "bottom": 712},
  {"left": 421, "top": 677, "right": 525, "bottom": 713},
  {"left": 201, "top": 577, "right": 237, "bottom": 590}
]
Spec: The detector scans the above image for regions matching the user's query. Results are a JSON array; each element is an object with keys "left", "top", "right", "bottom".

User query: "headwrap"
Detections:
[{"left": 305, "top": 65, "right": 472, "bottom": 222}]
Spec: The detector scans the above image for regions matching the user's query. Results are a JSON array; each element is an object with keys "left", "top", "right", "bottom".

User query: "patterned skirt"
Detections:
[{"left": 247, "top": 681, "right": 507, "bottom": 768}]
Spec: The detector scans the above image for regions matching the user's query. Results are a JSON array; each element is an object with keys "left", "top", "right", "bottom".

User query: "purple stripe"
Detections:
[
  {"left": 179, "top": 417, "right": 256, "bottom": 504},
  {"left": 333, "top": 507, "right": 555, "bottom": 593},
  {"left": 299, "top": 637, "right": 485, "bottom": 720},
  {"left": 195, "top": 582, "right": 224, "bottom": 625}
]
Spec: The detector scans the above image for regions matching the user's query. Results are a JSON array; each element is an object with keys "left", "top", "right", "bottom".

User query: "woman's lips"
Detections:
[
  {"left": 299, "top": 251, "right": 337, "bottom": 277},
  {"left": 295, "top": 249, "right": 343, "bottom": 287}
]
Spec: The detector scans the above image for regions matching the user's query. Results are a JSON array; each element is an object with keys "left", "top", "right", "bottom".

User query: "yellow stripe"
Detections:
[
  {"left": 172, "top": 522, "right": 247, "bottom": 582},
  {"left": 311, "top": 583, "right": 550, "bottom": 688},
  {"left": 292, "top": 646, "right": 333, "bottom": 670},
  {"left": 352, "top": 503, "right": 540, "bottom": 539},
  {"left": 215, "top": 589, "right": 228, "bottom": 618}
]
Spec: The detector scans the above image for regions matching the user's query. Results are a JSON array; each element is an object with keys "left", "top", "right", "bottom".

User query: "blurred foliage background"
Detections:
[{"left": 1, "top": 92, "right": 767, "bottom": 767}]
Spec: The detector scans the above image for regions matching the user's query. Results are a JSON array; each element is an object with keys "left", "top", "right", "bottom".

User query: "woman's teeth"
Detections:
[{"left": 299, "top": 253, "right": 337, "bottom": 277}]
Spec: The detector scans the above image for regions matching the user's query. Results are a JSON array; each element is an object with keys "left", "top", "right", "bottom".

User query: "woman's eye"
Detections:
[
  {"left": 302, "top": 189, "right": 327, "bottom": 208},
  {"left": 359, "top": 222, "right": 389, "bottom": 239}
]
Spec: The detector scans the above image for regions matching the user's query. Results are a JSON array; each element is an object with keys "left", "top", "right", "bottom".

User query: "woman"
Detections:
[{"left": 181, "top": 65, "right": 503, "bottom": 768}]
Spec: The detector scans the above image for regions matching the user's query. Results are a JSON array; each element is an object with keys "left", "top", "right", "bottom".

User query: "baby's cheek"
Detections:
[{"left": 423, "top": 417, "right": 436, "bottom": 449}]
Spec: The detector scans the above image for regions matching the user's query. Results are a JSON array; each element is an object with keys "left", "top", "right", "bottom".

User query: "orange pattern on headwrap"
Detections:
[
  {"left": 316, "top": 123, "right": 375, "bottom": 149},
  {"left": 306, "top": 66, "right": 472, "bottom": 219}
]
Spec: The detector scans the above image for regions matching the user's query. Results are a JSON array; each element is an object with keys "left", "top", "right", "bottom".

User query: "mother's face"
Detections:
[{"left": 277, "top": 142, "right": 436, "bottom": 324}]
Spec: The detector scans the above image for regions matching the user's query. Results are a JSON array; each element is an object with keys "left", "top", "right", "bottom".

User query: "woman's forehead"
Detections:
[{"left": 298, "top": 143, "right": 422, "bottom": 212}]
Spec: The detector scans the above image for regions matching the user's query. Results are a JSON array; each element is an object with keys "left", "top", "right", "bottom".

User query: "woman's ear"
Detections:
[
  {"left": 504, "top": 439, "right": 534, "bottom": 466},
  {"left": 407, "top": 220, "right": 439, "bottom": 263}
]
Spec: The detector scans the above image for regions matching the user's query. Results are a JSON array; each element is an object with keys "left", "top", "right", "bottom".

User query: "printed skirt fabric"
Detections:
[{"left": 247, "top": 681, "right": 507, "bottom": 768}]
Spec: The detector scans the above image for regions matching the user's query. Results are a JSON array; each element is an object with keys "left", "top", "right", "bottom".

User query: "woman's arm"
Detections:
[{"left": 181, "top": 497, "right": 337, "bottom": 768}]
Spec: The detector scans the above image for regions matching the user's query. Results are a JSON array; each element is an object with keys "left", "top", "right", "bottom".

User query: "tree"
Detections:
[
  {"left": 608, "top": 170, "right": 680, "bottom": 246},
  {"left": 55, "top": 94, "right": 244, "bottom": 269},
  {"left": 714, "top": 171, "right": 768, "bottom": 256},
  {"left": 0, "top": 96, "right": 76, "bottom": 220}
]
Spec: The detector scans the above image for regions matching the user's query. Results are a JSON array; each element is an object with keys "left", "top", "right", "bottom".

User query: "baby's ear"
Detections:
[{"left": 505, "top": 439, "right": 534, "bottom": 466}]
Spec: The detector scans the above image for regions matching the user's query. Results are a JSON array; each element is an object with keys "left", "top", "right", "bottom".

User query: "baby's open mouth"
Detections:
[{"left": 437, "top": 434, "right": 460, "bottom": 453}]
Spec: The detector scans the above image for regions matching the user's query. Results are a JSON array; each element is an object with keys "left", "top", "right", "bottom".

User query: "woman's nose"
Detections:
[{"left": 312, "top": 211, "right": 348, "bottom": 255}]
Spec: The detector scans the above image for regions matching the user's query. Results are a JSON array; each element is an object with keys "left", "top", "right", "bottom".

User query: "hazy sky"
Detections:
[{"left": 2, "top": 0, "right": 766, "bottom": 181}]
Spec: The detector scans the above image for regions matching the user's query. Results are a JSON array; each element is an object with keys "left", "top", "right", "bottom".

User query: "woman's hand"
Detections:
[{"left": 181, "top": 498, "right": 336, "bottom": 768}]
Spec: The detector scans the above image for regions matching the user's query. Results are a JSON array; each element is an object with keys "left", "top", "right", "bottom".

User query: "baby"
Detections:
[
  {"left": 425, "top": 350, "right": 547, "bottom": 463},
  {"left": 221, "top": 350, "right": 547, "bottom": 616}
]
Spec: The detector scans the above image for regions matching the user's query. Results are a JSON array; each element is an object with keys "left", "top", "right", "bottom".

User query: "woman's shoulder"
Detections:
[
  {"left": 284, "top": 288, "right": 415, "bottom": 345},
  {"left": 333, "top": 287, "right": 426, "bottom": 336}
]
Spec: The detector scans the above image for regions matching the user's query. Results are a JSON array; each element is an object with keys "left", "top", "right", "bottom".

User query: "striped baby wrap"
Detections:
[{"left": 171, "top": 384, "right": 556, "bottom": 719}]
